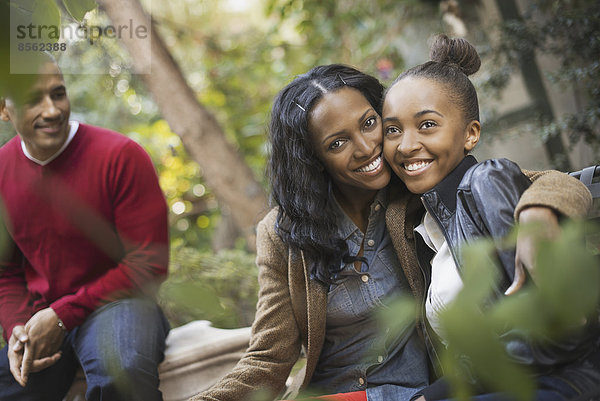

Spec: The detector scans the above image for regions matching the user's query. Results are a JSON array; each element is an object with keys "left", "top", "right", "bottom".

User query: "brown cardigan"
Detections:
[{"left": 191, "top": 170, "right": 592, "bottom": 401}]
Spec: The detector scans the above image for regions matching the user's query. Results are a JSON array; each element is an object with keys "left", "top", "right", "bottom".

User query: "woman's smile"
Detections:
[{"left": 354, "top": 154, "right": 384, "bottom": 174}]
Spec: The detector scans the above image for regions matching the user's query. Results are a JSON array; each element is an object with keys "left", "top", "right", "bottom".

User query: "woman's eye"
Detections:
[
  {"left": 364, "top": 116, "right": 377, "bottom": 129},
  {"left": 329, "top": 139, "right": 345, "bottom": 150},
  {"left": 420, "top": 121, "right": 436, "bottom": 129}
]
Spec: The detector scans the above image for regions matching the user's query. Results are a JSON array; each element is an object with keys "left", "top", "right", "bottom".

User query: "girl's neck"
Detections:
[{"left": 333, "top": 186, "right": 377, "bottom": 234}]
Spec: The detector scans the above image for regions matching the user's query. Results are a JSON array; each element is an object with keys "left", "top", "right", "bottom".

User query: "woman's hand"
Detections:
[{"left": 505, "top": 206, "right": 560, "bottom": 295}]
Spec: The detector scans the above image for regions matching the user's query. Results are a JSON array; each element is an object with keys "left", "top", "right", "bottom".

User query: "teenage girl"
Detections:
[{"left": 382, "top": 34, "right": 600, "bottom": 400}]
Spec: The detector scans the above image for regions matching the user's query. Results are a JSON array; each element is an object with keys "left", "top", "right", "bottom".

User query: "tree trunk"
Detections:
[{"left": 96, "top": 0, "right": 269, "bottom": 250}]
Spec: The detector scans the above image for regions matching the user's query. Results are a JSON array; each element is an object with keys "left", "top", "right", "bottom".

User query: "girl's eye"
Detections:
[
  {"left": 420, "top": 120, "right": 436, "bottom": 129},
  {"left": 364, "top": 116, "right": 377, "bottom": 129},
  {"left": 385, "top": 126, "right": 401, "bottom": 136},
  {"left": 329, "top": 139, "right": 345, "bottom": 150}
]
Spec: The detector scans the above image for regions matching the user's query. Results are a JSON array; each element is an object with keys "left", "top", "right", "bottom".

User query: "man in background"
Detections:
[{"left": 0, "top": 53, "right": 170, "bottom": 401}]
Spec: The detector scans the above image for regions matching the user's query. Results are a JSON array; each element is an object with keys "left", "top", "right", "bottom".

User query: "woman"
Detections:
[
  {"left": 382, "top": 34, "right": 599, "bottom": 400},
  {"left": 192, "top": 64, "right": 591, "bottom": 401}
]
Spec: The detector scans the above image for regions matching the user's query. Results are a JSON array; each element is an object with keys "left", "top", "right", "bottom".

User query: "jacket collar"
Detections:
[
  {"left": 423, "top": 155, "right": 478, "bottom": 213},
  {"left": 331, "top": 188, "right": 388, "bottom": 240}
]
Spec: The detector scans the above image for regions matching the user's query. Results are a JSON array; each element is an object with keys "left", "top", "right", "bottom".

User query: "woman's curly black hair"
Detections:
[{"left": 268, "top": 64, "right": 385, "bottom": 285}]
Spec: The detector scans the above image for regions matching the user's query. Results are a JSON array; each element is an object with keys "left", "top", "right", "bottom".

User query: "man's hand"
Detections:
[
  {"left": 505, "top": 206, "right": 560, "bottom": 295},
  {"left": 18, "top": 308, "right": 65, "bottom": 384},
  {"left": 8, "top": 325, "right": 28, "bottom": 386}
]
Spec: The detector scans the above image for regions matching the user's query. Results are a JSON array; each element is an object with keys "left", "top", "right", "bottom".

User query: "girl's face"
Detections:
[
  {"left": 308, "top": 87, "right": 391, "bottom": 197},
  {"left": 382, "top": 77, "right": 480, "bottom": 194}
]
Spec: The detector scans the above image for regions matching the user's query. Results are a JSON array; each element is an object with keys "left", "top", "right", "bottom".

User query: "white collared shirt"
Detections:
[
  {"left": 414, "top": 211, "right": 464, "bottom": 344},
  {"left": 21, "top": 120, "right": 79, "bottom": 166}
]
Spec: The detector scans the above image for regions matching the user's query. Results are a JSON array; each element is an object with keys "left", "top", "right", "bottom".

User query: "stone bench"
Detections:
[{"left": 63, "top": 320, "right": 251, "bottom": 401}]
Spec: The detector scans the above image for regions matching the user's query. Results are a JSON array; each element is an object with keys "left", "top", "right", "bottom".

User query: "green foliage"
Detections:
[
  {"left": 264, "top": 0, "right": 439, "bottom": 78},
  {"left": 158, "top": 246, "right": 259, "bottom": 329},
  {"left": 428, "top": 221, "right": 599, "bottom": 400},
  {"left": 62, "top": 0, "right": 97, "bottom": 21},
  {"left": 32, "top": 0, "right": 61, "bottom": 42},
  {"left": 493, "top": 221, "right": 600, "bottom": 338},
  {"left": 378, "top": 295, "right": 418, "bottom": 341},
  {"left": 125, "top": 120, "right": 221, "bottom": 250},
  {"left": 440, "top": 240, "right": 535, "bottom": 400}
]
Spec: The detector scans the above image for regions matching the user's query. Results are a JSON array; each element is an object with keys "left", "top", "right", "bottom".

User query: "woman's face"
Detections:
[
  {"left": 382, "top": 77, "right": 480, "bottom": 194},
  {"left": 308, "top": 87, "right": 391, "bottom": 197}
]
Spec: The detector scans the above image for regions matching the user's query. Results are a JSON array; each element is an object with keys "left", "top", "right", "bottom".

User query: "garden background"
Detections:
[{"left": 0, "top": 0, "right": 599, "bottom": 398}]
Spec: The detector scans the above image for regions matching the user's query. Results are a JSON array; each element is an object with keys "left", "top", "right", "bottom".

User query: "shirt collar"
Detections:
[
  {"left": 21, "top": 120, "right": 79, "bottom": 166},
  {"left": 332, "top": 187, "right": 389, "bottom": 240},
  {"left": 414, "top": 211, "right": 445, "bottom": 253},
  {"left": 422, "top": 155, "right": 477, "bottom": 212}
]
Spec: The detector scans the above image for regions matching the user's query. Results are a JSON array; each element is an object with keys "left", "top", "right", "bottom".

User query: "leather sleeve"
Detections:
[
  {"left": 465, "top": 159, "right": 532, "bottom": 243},
  {"left": 462, "top": 160, "right": 597, "bottom": 370}
]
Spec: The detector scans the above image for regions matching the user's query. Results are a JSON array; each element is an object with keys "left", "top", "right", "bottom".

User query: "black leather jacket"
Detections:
[{"left": 415, "top": 156, "right": 600, "bottom": 398}]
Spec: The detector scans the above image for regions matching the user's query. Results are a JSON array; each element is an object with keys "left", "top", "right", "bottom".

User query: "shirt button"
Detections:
[
  {"left": 367, "top": 239, "right": 375, "bottom": 247},
  {"left": 374, "top": 204, "right": 381, "bottom": 211},
  {"left": 361, "top": 275, "right": 369, "bottom": 283},
  {"left": 377, "top": 355, "right": 384, "bottom": 363},
  {"left": 358, "top": 377, "right": 365, "bottom": 386}
]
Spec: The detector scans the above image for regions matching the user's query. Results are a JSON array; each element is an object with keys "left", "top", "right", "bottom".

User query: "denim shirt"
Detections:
[{"left": 309, "top": 189, "right": 429, "bottom": 401}]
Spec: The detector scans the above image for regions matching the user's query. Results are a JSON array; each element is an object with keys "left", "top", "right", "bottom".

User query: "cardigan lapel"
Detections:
[
  {"left": 301, "top": 250, "right": 327, "bottom": 387},
  {"left": 386, "top": 187, "right": 426, "bottom": 303}
]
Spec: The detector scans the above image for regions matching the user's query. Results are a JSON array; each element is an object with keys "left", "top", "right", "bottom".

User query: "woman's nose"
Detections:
[{"left": 354, "top": 133, "right": 375, "bottom": 158}]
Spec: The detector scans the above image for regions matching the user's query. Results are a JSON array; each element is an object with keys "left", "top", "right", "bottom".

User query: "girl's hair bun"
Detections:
[{"left": 429, "top": 34, "right": 481, "bottom": 76}]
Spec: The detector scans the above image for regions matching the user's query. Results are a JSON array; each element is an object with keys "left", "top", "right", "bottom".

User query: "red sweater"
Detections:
[{"left": 0, "top": 123, "right": 169, "bottom": 340}]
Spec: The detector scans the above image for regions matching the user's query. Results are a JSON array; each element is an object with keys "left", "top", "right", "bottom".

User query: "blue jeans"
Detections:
[{"left": 0, "top": 298, "right": 170, "bottom": 401}]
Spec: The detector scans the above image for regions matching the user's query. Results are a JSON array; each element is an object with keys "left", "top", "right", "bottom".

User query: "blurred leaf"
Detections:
[
  {"left": 377, "top": 295, "right": 417, "bottom": 341},
  {"left": 435, "top": 220, "right": 600, "bottom": 399},
  {"left": 458, "top": 240, "right": 500, "bottom": 303},
  {"left": 532, "top": 221, "right": 600, "bottom": 333},
  {"left": 159, "top": 247, "right": 258, "bottom": 328},
  {"left": 439, "top": 239, "right": 535, "bottom": 400},
  {"left": 494, "top": 221, "right": 600, "bottom": 339},
  {"left": 32, "top": 0, "right": 61, "bottom": 43},
  {"left": 61, "top": 0, "right": 97, "bottom": 22},
  {"left": 161, "top": 281, "right": 225, "bottom": 316},
  {"left": 441, "top": 300, "right": 535, "bottom": 401}
]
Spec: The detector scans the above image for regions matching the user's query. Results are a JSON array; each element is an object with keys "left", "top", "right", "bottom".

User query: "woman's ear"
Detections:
[{"left": 464, "top": 120, "right": 481, "bottom": 153}]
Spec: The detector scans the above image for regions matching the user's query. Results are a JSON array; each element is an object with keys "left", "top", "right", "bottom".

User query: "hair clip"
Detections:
[
  {"left": 293, "top": 100, "right": 306, "bottom": 112},
  {"left": 337, "top": 74, "right": 347, "bottom": 85}
]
